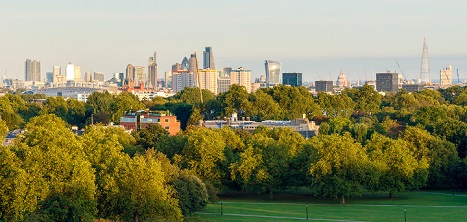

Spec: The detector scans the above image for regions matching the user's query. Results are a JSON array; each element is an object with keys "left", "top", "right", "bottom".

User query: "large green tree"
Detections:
[{"left": 309, "top": 133, "right": 372, "bottom": 203}]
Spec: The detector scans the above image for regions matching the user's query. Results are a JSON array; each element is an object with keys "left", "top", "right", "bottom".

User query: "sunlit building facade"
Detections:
[{"left": 265, "top": 60, "right": 281, "bottom": 87}]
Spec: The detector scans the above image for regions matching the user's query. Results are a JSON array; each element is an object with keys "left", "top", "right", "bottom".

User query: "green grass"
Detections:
[{"left": 191, "top": 191, "right": 467, "bottom": 222}]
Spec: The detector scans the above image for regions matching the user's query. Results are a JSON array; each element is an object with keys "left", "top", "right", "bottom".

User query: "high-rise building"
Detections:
[
  {"left": 315, "top": 81, "right": 333, "bottom": 92},
  {"left": 440, "top": 65, "right": 452, "bottom": 89},
  {"left": 172, "top": 71, "right": 195, "bottom": 93},
  {"left": 165, "top": 71, "right": 173, "bottom": 88},
  {"left": 222, "top": 67, "right": 232, "bottom": 77},
  {"left": 46, "top": 72, "right": 54, "bottom": 83},
  {"left": 134, "top": 66, "right": 145, "bottom": 86},
  {"left": 218, "top": 76, "right": 231, "bottom": 94},
  {"left": 265, "top": 60, "right": 281, "bottom": 87},
  {"left": 198, "top": 69, "right": 218, "bottom": 94},
  {"left": 188, "top": 54, "right": 197, "bottom": 73},
  {"left": 74, "top": 66, "right": 81, "bottom": 81},
  {"left": 94, "top": 72, "right": 105, "bottom": 82},
  {"left": 420, "top": 37, "right": 430, "bottom": 83},
  {"left": 148, "top": 51, "right": 158, "bottom": 89},
  {"left": 126, "top": 64, "right": 135, "bottom": 82},
  {"left": 66, "top": 62, "right": 75, "bottom": 81},
  {"left": 84, "top": 72, "right": 93, "bottom": 82},
  {"left": 230, "top": 67, "right": 251, "bottom": 93},
  {"left": 181, "top": 57, "right": 189, "bottom": 70},
  {"left": 25, "top": 59, "right": 41, "bottom": 82},
  {"left": 203, "top": 47, "right": 215, "bottom": 70},
  {"left": 376, "top": 72, "right": 399, "bottom": 92},
  {"left": 283, "top": 73, "right": 302, "bottom": 86}
]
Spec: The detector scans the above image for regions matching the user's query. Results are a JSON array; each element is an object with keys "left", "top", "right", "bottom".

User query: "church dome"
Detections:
[{"left": 337, "top": 70, "right": 348, "bottom": 87}]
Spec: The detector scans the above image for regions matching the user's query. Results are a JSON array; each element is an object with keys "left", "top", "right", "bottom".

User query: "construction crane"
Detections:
[
  {"left": 395, "top": 60, "right": 408, "bottom": 83},
  {"left": 193, "top": 52, "right": 203, "bottom": 104}
]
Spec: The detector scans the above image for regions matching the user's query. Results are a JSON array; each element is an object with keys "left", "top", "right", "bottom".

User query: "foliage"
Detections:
[{"left": 172, "top": 173, "right": 209, "bottom": 216}]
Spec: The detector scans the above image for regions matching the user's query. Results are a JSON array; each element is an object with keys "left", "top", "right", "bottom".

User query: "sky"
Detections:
[{"left": 1, "top": 0, "right": 467, "bottom": 82}]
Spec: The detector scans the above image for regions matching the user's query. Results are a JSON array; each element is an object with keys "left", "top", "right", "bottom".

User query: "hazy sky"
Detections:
[{"left": 1, "top": 0, "right": 466, "bottom": 82}]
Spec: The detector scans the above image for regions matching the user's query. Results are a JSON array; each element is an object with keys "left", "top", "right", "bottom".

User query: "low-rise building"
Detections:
[{"left": 119, "top": 110, "right": 180, "bottom": 135}]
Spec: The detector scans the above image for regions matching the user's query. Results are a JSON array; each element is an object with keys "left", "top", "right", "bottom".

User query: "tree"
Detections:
[
  {"left": 7, "top": 114, "right": 97, "bottom": 221},
  {"left": 249, "top": 89, "right": 282, "bottom": 121},
  {"left": 172, "top": 173, "right": 209, "bottom": 216},
  {"left": 110, "top": 92, "right": 145, "bottom": 123},
  {"left": 365, "top": 133, "right": 429, "bottom": 198},
  {"left": 133, "top": 124, "right": 169, "bottom": 149},
  {"left": 116, "top": 152, "right": 182, "bottom": 222},
  {"left": 175, "top": 127, "right": 226, "bottom": 186},
  {"left": 309, "top": 133, "right": 372, "bottom": 203},
  {"left": 218, "top": 84, "right": 252, "bottom": 118}
]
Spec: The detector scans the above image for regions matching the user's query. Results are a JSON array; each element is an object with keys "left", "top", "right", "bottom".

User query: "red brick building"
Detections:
[{"left": 119, "top": 110, "right": 180, "bottom": 135}]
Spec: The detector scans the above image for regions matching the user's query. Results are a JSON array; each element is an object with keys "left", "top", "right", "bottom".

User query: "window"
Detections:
[
  {"left": 165, "top": 118, "right": 169, "bottom": 123},
  {"left": 165, "top": 126, "right": 170, "bottom": 130}
]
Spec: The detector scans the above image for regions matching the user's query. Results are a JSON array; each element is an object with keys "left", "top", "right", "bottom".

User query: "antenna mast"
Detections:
[{"left": 194, "top": 52, "right": 203, "bottom": 104}]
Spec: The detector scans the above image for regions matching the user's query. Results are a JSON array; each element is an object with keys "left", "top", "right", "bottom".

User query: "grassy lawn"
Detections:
[{"left": 190, "top": 191, "right": 467, "bottom": 222}]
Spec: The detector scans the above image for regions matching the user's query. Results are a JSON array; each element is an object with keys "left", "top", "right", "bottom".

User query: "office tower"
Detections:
[
  {"left": 126, "top": 64, "right": 135, "bottom": 81},
  {"left": 198, "top": 69, "right": 218, "bottom": 94},
  {"left": 165, "top": 71, "right": 172, "bottom": 88},
  {"left": 376, "top": 72, "right": 399, "bottom": 92},
  {"left": 230, "top": 67, "right": 251, "bottom": 93},
  {"left": 52, "top": 66, "right": 61, "bottom": 83},
  {"left": 172, "top": 71, "right": 195, "bottom": 93},
  {"left": 74, "top": 66, "right": 82, "bottom": 81},
  {"left": 94, "top": 72, "right": 105, "bottom": 82},
  {"left": 148, "top": 51, "right": 158, "bottom": 89},
  {"left": 440, "top": 65, "right": 452, "bottom": 89},
  {"left": 203, "top": 47, "right": 215, "bottom": 70},
  {"left": 25, "top": 59, "right": 41, "bottom": 81},
  {"left": 66, "top": 62, "right": 75, "bottom": 80},
  {"left": 264, "top": 60, "right": 281, "bottom": 87},
  {"left": 218, "top": 76, "right": 231, "bottom": 94},
  {"left": 188, "top": 54, "right": 197, "bottom": 73},
  {"left": 181, "top": 57, "right": 189, "bottom": 70},
  {"left": 315, "top": 81, "right": 333, "bottom": 92},
  {"left": 84, "top": 72, "right": 93, "bottom": 82},
  {"left": 283, "top": 73, "right": 303, "bottom": 86},
  {"left": 222, "top": 67, "right": 232, "bottom": 77},
  {"left": 134, "top": 66, "right": 145, "bottom": 85},
  {"left": 172, "top": 63, "right": 182, "bottom": 72},
  {"left": 420, "top": 37, "right": 430, "bottom": 83},
  {"left": 46, "top": 72, "right": 54, "bottom": 83}
]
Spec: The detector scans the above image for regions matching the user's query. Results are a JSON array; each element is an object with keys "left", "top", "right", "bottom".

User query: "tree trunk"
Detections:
[
  {"left": 341, "top": 194, "right": 345, "bottom": 204},
  {"left": 389, "top": 192, "right": 393, "bottom": 199},
  {"left": 134, "top": 212, "right": 139, "bottom": 222},
  {"left": 269, "top": 190, "right": 274, "bottom": 199}
]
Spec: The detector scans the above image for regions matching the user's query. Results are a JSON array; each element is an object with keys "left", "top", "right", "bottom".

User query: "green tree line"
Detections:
[{"left": 1, "top": 84, "right": 467, "bottom": 220}]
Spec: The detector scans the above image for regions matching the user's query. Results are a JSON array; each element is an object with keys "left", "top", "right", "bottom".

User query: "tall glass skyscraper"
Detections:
[
  {"left": 203, "top": 47, "right": 215, "bottom": 70},
  {"left": 264, "top": 60, "right": 281, "bottom": 87}
]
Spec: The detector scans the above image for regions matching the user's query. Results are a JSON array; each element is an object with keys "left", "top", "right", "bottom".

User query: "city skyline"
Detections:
[{"left": 1, "top": 1, "right": 467, "bottom": 82}]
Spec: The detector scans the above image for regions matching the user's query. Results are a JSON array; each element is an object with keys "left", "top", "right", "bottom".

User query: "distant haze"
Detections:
[{"left": 1, "top": 0, "right": 466, "bottom": 82}]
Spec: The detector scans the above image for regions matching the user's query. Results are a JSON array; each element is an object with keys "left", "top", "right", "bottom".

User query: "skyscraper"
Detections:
[
  {"left": 66, "top": 62, "right": 75, "bottom": 81},
  {"left": 134, "top": 66, "right": 145, "bottom": 85},
  {"left": 230, "top": 67, "right": 251, "bottom": 93},
  {"left": 203, "top": 47, "right": 215, "bottom": 70},
  {"left": 172, "top": 71, "right": 195, "bottom": 93},
  {"left": 74, "top": 66, "right": 82, "bottom": 81},
  {"left": 181, "top": 57, "right": 189, "bottom": 70},
  {"left": 420, "top": 37, "right": 430, "bottom": 83},
  {"left": 25, "top": 59, "right": 41, "bottom": 81},
  {"left": 126, "top": 64, "right": 135, "bottom": 82},
  {"left": 315, "top": 81, "right": 333, "bottom": 92},
  {"left": 94, "top": 72, "right": 105, "bottom": 82},
  {"left": 283, "top": 73, "right": 302, "bottom": 86},
  {"left": 188, "top": 54, "right": 197, "bottom": 73},
  {"left": 440, "top": 65, "right": 452, "bottom": 89},
  {"left": 148, "top": 51, "right": 158, "bottom": 89},
  {"left": 264, "top": 60, "right": 281, "bottom": 87}
]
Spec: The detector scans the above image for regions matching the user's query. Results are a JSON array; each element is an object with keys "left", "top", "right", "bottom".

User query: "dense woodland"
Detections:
[{"left": 1, "top": 84, "right": 467, "bottom": 221}]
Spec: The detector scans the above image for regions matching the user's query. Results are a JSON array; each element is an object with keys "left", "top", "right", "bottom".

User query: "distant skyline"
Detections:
[{"left": 1, "top": 0, "right": 466, "bottom": 82}]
